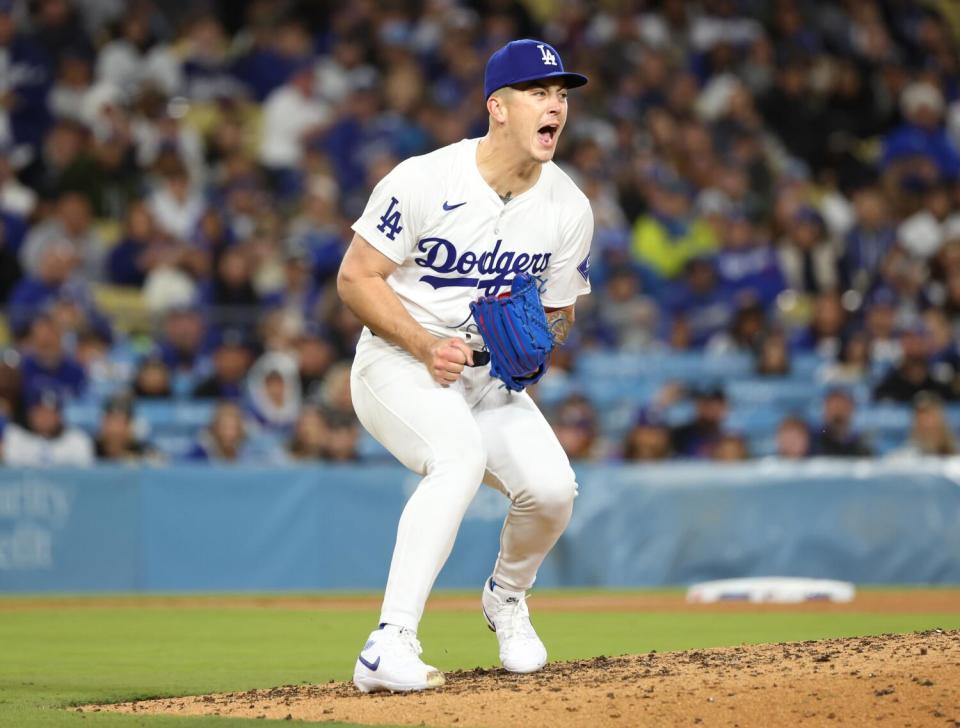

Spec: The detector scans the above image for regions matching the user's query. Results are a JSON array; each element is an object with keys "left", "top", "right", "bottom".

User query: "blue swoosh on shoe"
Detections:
[{"left": 358, "top": 654, "right": 381, "bottom": 671}]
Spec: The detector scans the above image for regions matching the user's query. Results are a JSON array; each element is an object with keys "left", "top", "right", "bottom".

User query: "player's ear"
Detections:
[{"left": 487, "top": 90, "right": 509, "bottom": 124}]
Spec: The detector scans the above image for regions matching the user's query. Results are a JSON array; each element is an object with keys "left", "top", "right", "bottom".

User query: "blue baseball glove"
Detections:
[{"left": 469, "top": 273, "right": 554, "bottom": 392}]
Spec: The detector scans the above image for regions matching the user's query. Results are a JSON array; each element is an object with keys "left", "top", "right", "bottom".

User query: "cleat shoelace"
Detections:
[
  {"left": 396, "top": 628, "right": 423, "bottom": 657},
  {"left": 494, "top": 595, "right": 539, "bottom": 643}
]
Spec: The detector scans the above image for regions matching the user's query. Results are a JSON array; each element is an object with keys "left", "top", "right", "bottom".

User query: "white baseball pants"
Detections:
[{"left": 350, "top": 331, "right": 577, "bottom": 631}]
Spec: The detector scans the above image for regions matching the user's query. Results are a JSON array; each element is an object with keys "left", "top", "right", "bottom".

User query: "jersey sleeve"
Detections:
[
  {"left": 540, "top": 199, "right": 594, "bottom": 308},
  {"left": 351, "top": 159, "right": 425, "bottom": 264}
]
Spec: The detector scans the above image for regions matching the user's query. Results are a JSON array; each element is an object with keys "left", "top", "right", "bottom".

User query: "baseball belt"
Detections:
[{"left": 370, "top": 332, "right": 490, "bottom": 367}]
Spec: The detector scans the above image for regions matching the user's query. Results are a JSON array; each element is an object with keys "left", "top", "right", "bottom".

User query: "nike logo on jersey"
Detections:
[
  {"left": 414, "top": 238, "right": 551, "bottom": 296},
  {"left": 358, "top": 654, "right": 381, "bottom": 671},
  {"left": 442, "top": 200, "right": 467, "bottom": 211}
]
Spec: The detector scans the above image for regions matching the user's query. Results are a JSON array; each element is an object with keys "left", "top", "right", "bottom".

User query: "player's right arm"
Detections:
[{"left": 337, "top": 233, "right": 473, "bottom": 385}]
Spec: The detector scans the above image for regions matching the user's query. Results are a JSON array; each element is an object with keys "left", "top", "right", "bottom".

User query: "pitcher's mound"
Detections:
[{"left": 90, "top": 630, "right": 959, "bottom": 727}]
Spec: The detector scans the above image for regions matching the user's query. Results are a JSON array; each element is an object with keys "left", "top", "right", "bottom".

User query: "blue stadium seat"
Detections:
[
  {"left": 854, "top": 403, "right": 913, "bottom": 432},
  {"left": 726, "top": 378, "right": 816, "bottom": 410},
  {"left": 789, "top": 353, "right": 824, "bottom": 380},
  {"left": 64, "top": 399, "right": 216, "bottom": 437},
  {"left": 573, "top": 377, "right": 659, "bottom": 407},
  {"left": 595, "top": 400, "right": 653, "bottom": 441},
  {"left": 727, "top": 406, "right": 785, "bottom": 437},
  {"left": 945, "top": 406, "right": 960, "bottom": 431},
  {"left": 63, "top": 401, "right": 102, "bottom": 433},
  {"left": 747, "top": 433, "right": 778, "bottom": 458},
  {"left": 575, "top": 350, "right": 754, "bottom": 384},
  {"left": 853, "top": 403, "right": 912, "bottom": 454},
  {"left": 534, "top": 371, "right": 577, "bottom": 409},
  {"left": 153, "top": 434, "right": 196, "bottom": 459}
]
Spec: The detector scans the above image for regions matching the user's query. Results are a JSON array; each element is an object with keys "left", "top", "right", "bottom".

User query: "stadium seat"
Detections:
[
  {"left": 575, "top": 351, "right": 754, "bottom": 384},
  {"left": 726, "top": 378, "right": 816, "bottom": 410}
]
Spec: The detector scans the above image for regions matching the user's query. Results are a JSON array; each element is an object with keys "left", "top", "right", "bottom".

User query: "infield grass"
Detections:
[{"left": 0, "top": 590, "right": 958, "bottom": 728}]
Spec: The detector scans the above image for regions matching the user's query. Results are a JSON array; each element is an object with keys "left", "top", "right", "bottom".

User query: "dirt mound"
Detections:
[{"left": 91, "top": 630, "right": 959, "bottom": 727}]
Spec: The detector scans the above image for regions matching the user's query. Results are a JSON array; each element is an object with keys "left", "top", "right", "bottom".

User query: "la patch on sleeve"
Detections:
[{"left": 377, "top": 196, "right": 404, "bottom": 241}]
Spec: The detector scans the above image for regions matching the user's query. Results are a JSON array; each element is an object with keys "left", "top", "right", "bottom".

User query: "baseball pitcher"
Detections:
[{"left": 337, "top": 38, "right": 592, "bottom": 693}]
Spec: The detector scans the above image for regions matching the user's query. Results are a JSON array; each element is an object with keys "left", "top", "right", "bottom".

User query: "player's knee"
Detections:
[
  {"left": 526, "top": 467, "right": 577, "bottom": 519},
  {"left": 539, "top": 482, "right": 577, "bottom": 520}
]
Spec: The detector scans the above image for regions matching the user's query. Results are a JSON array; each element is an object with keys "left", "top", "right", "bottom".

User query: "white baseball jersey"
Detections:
[
  {"left": 3, "top": 424, "right": 95, "bottom": 467},
  {"left": 352, "top": 137, "right": 593, "bottom": 344}
]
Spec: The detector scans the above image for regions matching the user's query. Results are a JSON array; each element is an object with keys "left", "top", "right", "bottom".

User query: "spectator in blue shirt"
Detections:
[
  {"left": 715, "top": 210, "right": 785, "bottom": 307},
  {"left": 192, "top": 327, "right": 255, "bottom": 400},
  {"left": 663, "top": 257, "right": 734, "bottom": 349},
  {"left": 155, "top": 305, "right": 210, "bottom": 393},
  {"left": 881, "top": 82, "right": 960, "bottom": 181},
  {"left": 840, "top": 186, "right": 897, "bottom": 292},
  {"left": 231, "top": 18, "right": 314, "bottom": 102},
  {"left": 8, "top": 242, "right": 75, "bottom": 336},
  {"left": 18, "top": 312, "right": 86, "bottom": 403},
  {"left": 0, "top": 206, "right": 28, "bottom": 254},
  {"left": 0, "top": 2, "right": 55, "bottom": 150},
  {"left": 262, "top": 249, "right": 321, "bottom": 321},
  {"left": 107, "top": 200, "right": 160, "bottom": 287}
]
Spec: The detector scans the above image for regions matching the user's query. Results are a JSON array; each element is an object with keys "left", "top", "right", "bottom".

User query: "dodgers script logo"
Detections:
[{"left": 414, "top": 238, "right": 551, "bottom": 296}]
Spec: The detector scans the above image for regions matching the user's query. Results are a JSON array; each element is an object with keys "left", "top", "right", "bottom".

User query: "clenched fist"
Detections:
[{"left": 422, "top": 337, "right": 475, "bottom": 385}]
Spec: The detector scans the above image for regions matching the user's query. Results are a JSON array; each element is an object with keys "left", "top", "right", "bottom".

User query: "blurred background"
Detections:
[{"left": 1, "top": 0, "right": 959, "bottom": 592}]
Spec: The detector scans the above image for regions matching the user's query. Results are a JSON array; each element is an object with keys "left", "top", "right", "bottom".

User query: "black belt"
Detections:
[
  {"left": 370, "top": 332, "right": 490, "bottom": 367},
  {"left": 470, "top": 350, "right": 491, "bottom": 367}
]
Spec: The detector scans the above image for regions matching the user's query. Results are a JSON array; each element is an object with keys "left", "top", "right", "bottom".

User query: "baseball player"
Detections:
[{"left": 337, "top": 38, "right": 592, "bottom": 693}]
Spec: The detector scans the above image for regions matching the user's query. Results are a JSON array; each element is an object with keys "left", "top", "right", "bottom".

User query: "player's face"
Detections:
[{"left": 507, "top": 81, "right": 568, "bottom": 162}]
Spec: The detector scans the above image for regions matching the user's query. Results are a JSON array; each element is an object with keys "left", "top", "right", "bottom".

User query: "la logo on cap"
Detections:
[{"left": 537, "top": 44, "right": 557, "bottom": 66}]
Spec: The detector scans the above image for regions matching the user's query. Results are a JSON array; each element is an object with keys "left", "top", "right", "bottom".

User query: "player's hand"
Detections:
[{"left": 423, "top": 337, "right": 474, "bottom": 386}]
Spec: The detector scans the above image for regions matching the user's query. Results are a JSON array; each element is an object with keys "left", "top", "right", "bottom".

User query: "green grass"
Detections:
[{"left": 0, "top": 593, "right": 958, "bottom": 728}]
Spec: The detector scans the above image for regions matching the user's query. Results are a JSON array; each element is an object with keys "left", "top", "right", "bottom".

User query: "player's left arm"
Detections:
[{"left": 545, "top": 305, "right": 575, "bottom": 346}]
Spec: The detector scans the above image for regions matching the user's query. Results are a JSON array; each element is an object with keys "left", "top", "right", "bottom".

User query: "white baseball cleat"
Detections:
[
  {"left": 481, "top": 577, "right": 548, "bottom": 673},
  {"left": 352, "top": 625, "right": 446, "bottom": 693}
]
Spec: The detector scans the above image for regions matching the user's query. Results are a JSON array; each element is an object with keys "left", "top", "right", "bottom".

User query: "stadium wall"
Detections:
[{"left": 1, "top": 461, "right": 959, "bottom": 592}]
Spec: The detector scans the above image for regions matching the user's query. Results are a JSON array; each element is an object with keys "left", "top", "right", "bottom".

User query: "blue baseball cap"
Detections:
[{"left": 484, "top": 39, "right": 588, "bottom": 100}]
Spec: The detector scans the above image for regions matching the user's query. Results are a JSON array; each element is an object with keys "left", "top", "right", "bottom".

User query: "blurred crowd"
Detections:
[{"left": 2, "top": 0, "right": 960, "bottom": 465}]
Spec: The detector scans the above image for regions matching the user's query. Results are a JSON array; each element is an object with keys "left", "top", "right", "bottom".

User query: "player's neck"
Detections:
[{"left": 476, "top": 135, "right": 543, "bottom": 201}]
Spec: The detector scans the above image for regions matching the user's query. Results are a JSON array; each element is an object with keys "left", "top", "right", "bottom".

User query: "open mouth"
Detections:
[{"left": 537, "top": 123, "right": 559, "bottom": 146}]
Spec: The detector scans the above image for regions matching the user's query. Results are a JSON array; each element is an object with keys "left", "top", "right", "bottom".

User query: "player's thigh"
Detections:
[
  {"left": 351, "top": 349, "right": 484, "bottom": 476},
  {"left": 474, "top": 388, "right": 576, "bottom": 502}
]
